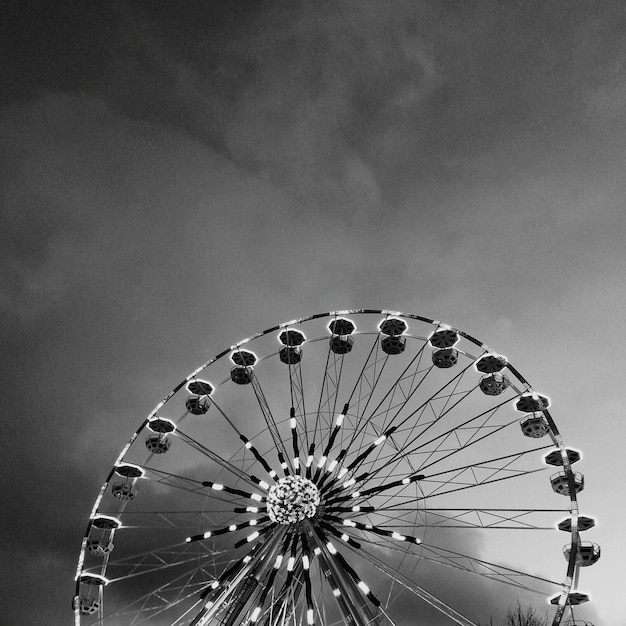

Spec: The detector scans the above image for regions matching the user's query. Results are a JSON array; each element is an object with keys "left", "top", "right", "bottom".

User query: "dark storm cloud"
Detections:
[
  {"left": 77, "top": 1, "right": 625, "bottom": 205},
  {"left": 1, "top": 1, "right": 621, "bottom": 623}
]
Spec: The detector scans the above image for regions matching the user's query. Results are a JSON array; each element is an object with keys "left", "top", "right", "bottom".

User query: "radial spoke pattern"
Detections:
[{"left": 74, "top": 311, "right": 596, "bottom": 626}]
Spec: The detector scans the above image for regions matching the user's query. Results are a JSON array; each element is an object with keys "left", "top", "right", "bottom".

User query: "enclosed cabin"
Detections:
[
  {"left": 429, "top": 327, "right": 462, "bottom": 368},
  {"left": 278, "top": 329, "right": 305, "bottom": 364},
  {"left": 550, "top": 471, "right": 584, "bottom": 496},
  {"left": 145, "top": 416, "right": 175, "bottom": 454},
  {"left": 111, "top": 463, "right": 143, "bottom": 501},
  {"left": 515, "top": 392, "right": 552, "bottom": 438},
  {"left": 328, "top": 317, "right": 356, "bottom": 354},
  {"left": 563, "top": 541, "right": 601, "bottom": 567},
  {"left": 74, "top": 573, "right": 108, "bottom": 615},
  {"left": 185, "top": 379, "right": 214, "bottom": 414},
  {"left": 546, "top": 447, "right": 584, "bottom": 496},
  {"left": 230, "top": 349, "right": 257, "bottom": 384},
  {"left": 379, "top": 317, "right": 407, "bottom": 355}
]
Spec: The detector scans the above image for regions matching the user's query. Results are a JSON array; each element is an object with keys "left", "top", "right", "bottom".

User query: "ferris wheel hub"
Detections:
[{"left": 267, "top": 475, "right": 320, "bottom": 524}]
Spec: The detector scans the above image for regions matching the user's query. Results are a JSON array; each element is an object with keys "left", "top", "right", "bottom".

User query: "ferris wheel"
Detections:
[{"left": 74, "top": 310, "right": 599, "bottom": 626}]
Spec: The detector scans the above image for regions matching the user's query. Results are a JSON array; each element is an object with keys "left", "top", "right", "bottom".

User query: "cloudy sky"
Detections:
[{"left": 1, "top": 1, "right": 624, "bottom": 624}]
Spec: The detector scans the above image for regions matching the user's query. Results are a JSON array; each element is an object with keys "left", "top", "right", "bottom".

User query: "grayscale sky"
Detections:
[{"left": 1, "top": 1, "right": 624, "bottom": 624}]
